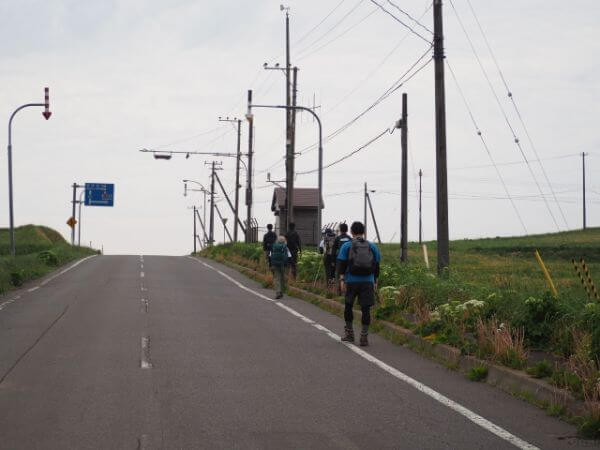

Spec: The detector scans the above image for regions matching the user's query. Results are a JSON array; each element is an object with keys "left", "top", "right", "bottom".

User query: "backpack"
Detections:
[
  {"left": 324, "top": 234, "right": 336, "bottom": 256},
  {"left": 270, "top": 242, "right": 288, "bottom": 267},
  {"left": 348, "top": 238, "right": 375, "bottom": 275}
]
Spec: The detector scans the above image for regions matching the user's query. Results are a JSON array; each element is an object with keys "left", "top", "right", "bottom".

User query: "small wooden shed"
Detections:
[{"left": 271, "top": 187, "right": 323, "bottom": 246}]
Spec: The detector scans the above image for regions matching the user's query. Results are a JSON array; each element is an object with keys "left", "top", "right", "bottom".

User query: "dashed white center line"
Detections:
[
  {"left": 140, "top": 271, "right": 145, "bottom": 278},
  {"left": 140, "top": 336, "right": 152, "bottom": 369},
  {"left": 140, "top": 298, "right": 148, "bottom": 313},
  {"left": 189, "top": 257, "right": 539, "bottom": 450}
]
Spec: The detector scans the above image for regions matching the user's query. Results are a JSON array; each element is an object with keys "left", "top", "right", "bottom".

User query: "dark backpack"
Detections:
[
  {"left": 270, "top": 242, "right": 288, "bottom": 267},
  {"left": 348, "top": 238, "right": 375, "bottom": 275},
  {"left": 324, "top": 234, "right": 336, "bottom": 256}
]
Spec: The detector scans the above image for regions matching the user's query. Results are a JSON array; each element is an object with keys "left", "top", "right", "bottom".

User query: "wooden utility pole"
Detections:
[
  {"left": 419, "top": 169, "right": 423, "bottom": 245},
  {"left": 246, "top": 90, "right": 254, "bottom": 243},
  {"left": 433, "top": 0, "right": 450, "bottom": 276},
  {"left": 400, "top": 93, "right": 408, "bottom": 262},
  {"left": 583, "top": 152, "right": 587, "bottom": 230}
]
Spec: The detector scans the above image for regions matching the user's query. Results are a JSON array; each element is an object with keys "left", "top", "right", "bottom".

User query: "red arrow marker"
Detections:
[{"left": 42, "top": 87, "right": 52, "bottom": 120}]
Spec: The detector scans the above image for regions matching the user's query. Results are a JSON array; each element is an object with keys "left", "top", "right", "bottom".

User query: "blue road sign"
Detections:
[{"left": 84, "top": 183, "right": 114, "bottom": 207}]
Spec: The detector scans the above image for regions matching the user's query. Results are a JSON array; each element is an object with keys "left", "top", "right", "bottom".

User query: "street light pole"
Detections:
[
  {"left": 7, "top": 87, "right": 52, "bottom": 256},
  {"left": 248, "top": 102, "right": 323, "bottom": 235}
]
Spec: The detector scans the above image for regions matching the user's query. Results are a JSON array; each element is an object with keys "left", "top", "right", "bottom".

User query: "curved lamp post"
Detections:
[
  {"left": 247, "top": 102, "right": 323, "bottom": 235},
  {"left": 7, "top": 87, "right": 52, "bottom": 256}
]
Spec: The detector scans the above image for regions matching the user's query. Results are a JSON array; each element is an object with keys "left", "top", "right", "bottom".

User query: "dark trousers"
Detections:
[
  {"left": 289, "top": 252, "right": 298, "bottom": 278},
  {"left": 324, "top": 255, "right": 336, "bottom": 282},
  {"left": 344, "top": 282, "right": 375, "bottom": 326}
]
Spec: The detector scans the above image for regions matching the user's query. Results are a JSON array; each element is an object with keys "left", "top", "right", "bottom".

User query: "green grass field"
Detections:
[
  {"left": 0, "top": 225, "right": 97, "bottom": 293},
  {"left": 381, "top": 227, "right": 599, "bottom": 303}
]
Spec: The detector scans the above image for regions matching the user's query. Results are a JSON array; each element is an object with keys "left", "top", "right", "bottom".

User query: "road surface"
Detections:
[{"left": 0, "top": 255, "right": 594, "bottom": 449}]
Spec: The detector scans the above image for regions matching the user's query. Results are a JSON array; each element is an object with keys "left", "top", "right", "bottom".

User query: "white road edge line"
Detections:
[
  {"left": 188, "top": 257, "right": 539, "bottom": 450},
  {"left": 141, "top": 336, "right": 152, "bottom": 369},
  {"left": 0, "top": 255, "right": 97, "bottom": 313}
]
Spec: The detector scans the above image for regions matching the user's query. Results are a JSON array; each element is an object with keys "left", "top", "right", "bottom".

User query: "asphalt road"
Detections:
[{"left": 0, "top": 255, "right": 595, "bottom": 449}]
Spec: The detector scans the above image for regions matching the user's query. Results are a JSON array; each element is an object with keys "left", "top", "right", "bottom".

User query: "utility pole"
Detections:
[
  {"left": 71, "top": 183, "right": 82, "bottom": 246},
  {"left": 366, "top": 192, "right": 382, "bottom": 244},
  {"left": 419, "top": 169, "right": 423, "bottom": 245},
  {"left": 583, "top": 152, "right": 587, "bottom": 230},
  {"left": 284, "top": 8, "right": 293, "bottom": 234},
  {"left": 193, "top": 205, "right": 197, "bottom": 253},
  {"left": 400, "top": 93, "right": 408, "bottom": 262},
  {"left": 287, "top": 66, "right": 298, "bottom": 229},
  {"left": 219, "top": 116, "right": 242, "bottom": 242},
  {"left": 364, "top": 182, "right": 368, "bottom": 239},
  {"left": 205, "top": 161, "right": 223, "bottom": 246},
  {"left": 246, "top": 89, "right": 254, "bottom": 243},
  {"left": 433, "top": 0, "right": 450, "bottom": 276}
]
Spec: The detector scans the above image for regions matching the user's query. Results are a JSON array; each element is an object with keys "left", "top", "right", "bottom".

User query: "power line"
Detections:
[
  {"left": 297, "top": 127, "right": 391, "bottom": 175},
  {"left": 368, "top": 0, "right": 432, "bottom": 44},
  {"left": 297, "top": 45, "right": 433, "bottom": 157},
  {"left": 446, "top": 60, "right": 528, "bottom": 234},
  {"left": 323, "top": 0, "right": 433, "bottom": 115},
  {"left": 297, "top": 6, "right": 378, "bottom": 62},
  {"left": 448, "top": 0, "right": 562, "bottom": 232},
  {"left": 292, "top": 0, "right": 347, "bottom": 48},
  {"left": 449, "top": 153, "right": 580, "bottom": 171},
  {"left": 463, "top": 0, "right": 570, "bottom": 231},
  {"left": 385, "top": 0, "right": 433, "bottom": 35},
  {"left": 295, "top": 0, "right": 366, "bottom": 57}
]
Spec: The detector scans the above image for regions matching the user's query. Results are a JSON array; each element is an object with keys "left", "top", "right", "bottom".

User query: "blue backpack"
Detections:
[{"left": 271, "top": 242, "right": 288, "bottom": 267}]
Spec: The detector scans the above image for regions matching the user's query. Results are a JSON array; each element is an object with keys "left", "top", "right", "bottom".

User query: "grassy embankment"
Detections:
[
  {"left": 201, "top": 228, "right": 600, "bottom": 436},
  {"left": 0, "top": 225, "right": 97, "bottom": 293}
]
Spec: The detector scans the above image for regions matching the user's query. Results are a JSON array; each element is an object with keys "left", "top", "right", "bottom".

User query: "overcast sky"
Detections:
[{"left": 0, "top": 0, "right": 598, "bottom": 255}]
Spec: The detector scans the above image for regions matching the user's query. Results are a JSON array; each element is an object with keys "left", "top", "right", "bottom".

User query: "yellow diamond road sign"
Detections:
[{"left": 67, "top": 217, "right": 77, "bottom": 228}]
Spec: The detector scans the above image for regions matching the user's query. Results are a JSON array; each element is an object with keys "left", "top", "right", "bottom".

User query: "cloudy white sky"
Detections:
[{"left": 1, "top": 0, "right": 598, "bottom": 255}]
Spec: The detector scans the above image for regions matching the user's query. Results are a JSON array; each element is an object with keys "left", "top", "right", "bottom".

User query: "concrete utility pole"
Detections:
[
  {"left": 284, "top": 9, "right": 293, "bottom": 233},
  {"left": 433, "top": 0, "right": 450, "bottom": 276},
  {"left": 205, "top": 161, "right": 223, "bottom": 246},
  {"left": 193, "top": 206, "right": 197, "bottom": 253},
  {"left": 400, "top": 93, "right": 408, "bottom": 262},
  {"left": 71, "top": 183, "right": 82, "bottom": 246},
  {"left": 219, "top": 116, "right": 242, "bottom": 242},
  {"left": 364, "top": 182, "right": 368, "bottom": 239},
  {"left": 583, "top": 152, "right": 587, "bottom": 230},
  {"left": 419, "top": 169, "right": 423, "bottom": 245},
  {"left": 245, "top": 90, "right": 254, "bottom": 243},
  {"left": 287, "top": 66, "right": 298, "bottom": 229}
]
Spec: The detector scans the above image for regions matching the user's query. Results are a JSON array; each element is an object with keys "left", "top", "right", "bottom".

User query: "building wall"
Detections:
[{"left": 294, "top": 208, "right": 319, "bottom": 246}]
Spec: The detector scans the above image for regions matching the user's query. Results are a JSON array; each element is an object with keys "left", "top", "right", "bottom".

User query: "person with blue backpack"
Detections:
[
  {"left": 336, "top": 221, "right": 381, "bottom": 346},
  {"left": 269, "top": 235, "right": 292, "bottom": 299}
]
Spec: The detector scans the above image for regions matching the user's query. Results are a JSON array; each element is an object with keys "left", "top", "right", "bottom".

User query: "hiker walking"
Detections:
[
  {"left": 319, "top": 228, "right": 337, "bottom": 285},
  {"left": 269, "top": 235, "right": 291, "bottom": 299},
  {"left": 332, "top": 223, "right": 351, "bottom": 294},
  {"left": 336, "top": 221, "right": 381, "bottom": 346},
  {"left": 262, "top": 224, "right": 277, "bottom": 265},
  {"left": 285, "top": 222, "right": 302, "bottom": 279}
]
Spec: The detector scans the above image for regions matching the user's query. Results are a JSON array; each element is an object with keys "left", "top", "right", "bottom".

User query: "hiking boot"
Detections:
[
  {"left": 341, "top": 327, "right": 355, "bottom": 343},
  {"left": 275, "top": 293, "right": 283, "bottom": 299},
  {"left": 359, "top": 333, "right": 369, "bottom": 347}
]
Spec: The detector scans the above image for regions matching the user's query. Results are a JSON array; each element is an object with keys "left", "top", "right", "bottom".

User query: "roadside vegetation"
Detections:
[
  {"left": 201, "top": 227, "right": 600, "bottom": 437},
  {"left": 0, "top": 225, "right": 97, "bottom": 293}
]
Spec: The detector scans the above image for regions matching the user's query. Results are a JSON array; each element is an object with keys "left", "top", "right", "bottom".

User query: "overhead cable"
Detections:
[
  {"left": 368, "top": 0, "right": 432, "bottom": 44},
  {"left": 464, "top": 0, "right": 569, "bottom": 230},
  {"left": 448, "top": 0, "right": 562, "bottom": 232}
]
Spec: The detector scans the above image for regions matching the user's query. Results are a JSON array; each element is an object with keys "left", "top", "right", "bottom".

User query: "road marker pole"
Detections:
[{"left": 535, "top": 250, "right": 558, "bottom": 297}]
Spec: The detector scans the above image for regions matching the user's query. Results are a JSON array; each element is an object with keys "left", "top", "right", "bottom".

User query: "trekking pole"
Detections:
[{"left": 313, "top": 261, "right": 322, "bottom": 288}]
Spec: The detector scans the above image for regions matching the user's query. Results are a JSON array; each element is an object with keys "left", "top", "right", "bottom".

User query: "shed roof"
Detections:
[{"left": 271, "top": 187, "right": 324, "bottom": 211}]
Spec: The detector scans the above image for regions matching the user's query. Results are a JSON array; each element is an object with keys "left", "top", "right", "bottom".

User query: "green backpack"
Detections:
[{"left": 271, "top": 242, "right": 288, "bottom": 267}]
